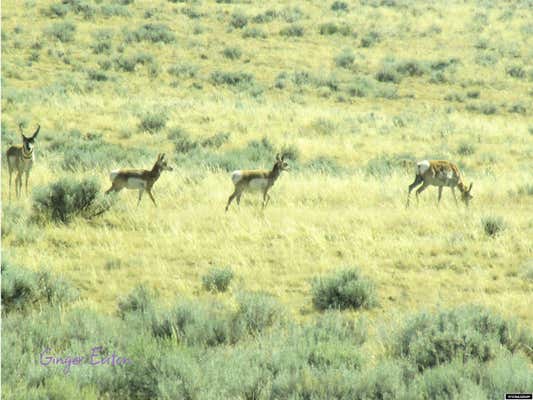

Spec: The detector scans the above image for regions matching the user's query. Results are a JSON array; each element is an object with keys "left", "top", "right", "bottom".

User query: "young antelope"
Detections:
[
  {"left": 6, "top": 123, "right": 40, "bottom": 200},
  {"left": 105, "top": 153, "right": 173, "bottom": 207},
  {"left": 406, "top": 160, "right": 473, "bottom": 207},
  {"left": 225, "top": 153, "right": 289, "bottom": 212}
]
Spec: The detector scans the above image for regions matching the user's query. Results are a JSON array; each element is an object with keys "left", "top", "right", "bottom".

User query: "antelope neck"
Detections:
[{"left": 22, "top": 147, "right": 33, "bottom": 159}]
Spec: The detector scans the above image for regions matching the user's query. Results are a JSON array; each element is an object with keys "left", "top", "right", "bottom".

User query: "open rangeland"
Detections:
[{"left": 2, "top": 0, "right": 532, "bottom": 398}]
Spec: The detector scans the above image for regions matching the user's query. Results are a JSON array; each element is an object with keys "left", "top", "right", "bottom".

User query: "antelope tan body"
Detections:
[
  {"left": 407, "top": 160, "right": 473, "bottom": 207},
  {"left": 6, "top": 124, "right": 40, "bottom": 200},
  {"left": 105, "top": 153, "right": 172, "bottom": 206},
  {"left": 225, "top": 154, "right": 289, "bottom": 211}
]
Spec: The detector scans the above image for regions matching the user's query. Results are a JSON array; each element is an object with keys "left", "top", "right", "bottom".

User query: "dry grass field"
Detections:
[{"left": 1, "top": 0, "right": 532, "bottom": 398}]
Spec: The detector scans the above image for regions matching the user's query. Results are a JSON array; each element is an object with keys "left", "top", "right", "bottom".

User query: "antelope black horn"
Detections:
[{"left": 32, "top": 125, "right": 40, "bottom": 139}]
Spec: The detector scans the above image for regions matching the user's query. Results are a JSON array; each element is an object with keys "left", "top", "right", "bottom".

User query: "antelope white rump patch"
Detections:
[
  {"left": 417, "top": 160, "right": 430, "bottom": 175},
  {"left": 231, "top": 170, "right": 243, "bottom": 185},
  {"left": 110, "top": 170, "right": 119, "bottom": 181}
]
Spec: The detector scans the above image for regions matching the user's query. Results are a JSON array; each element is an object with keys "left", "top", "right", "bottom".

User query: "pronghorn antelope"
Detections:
[
  {"left": 406, "top": 160, "right": 473, "bottom": 207},
  {"left": 105, "top": 153, "right": 173, "bottom": 207},
  {"left": 6, "top": 123, "right": 40, "bottom": 200},
  {"left": 225, "top": 153, "right": 289, "bottom": 212}
]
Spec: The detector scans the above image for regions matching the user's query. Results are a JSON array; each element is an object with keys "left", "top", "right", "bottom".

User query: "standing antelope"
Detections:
[
  {"left": 105, "top": 153, "right": 173, "bottom": 207},
  {"left": 6, "top": 123, "right": 40, "bottom": 200},
  {"left": 225, "top": 153, "right": 289, "bottom": 212},
  {"left": 406, "top": 160, "right": 473, "bottom": 207}
]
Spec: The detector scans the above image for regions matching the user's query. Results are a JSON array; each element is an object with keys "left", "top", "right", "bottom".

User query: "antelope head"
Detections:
[
  {"left": 274, "top": 153, "right": 289, "bottom": 172},
  {"left": 20, "top": 123, "right": 40, "bottom": 153},
  {"left": 461, "top": 182, "right": 473, "bottom": 207},
  {"left": 155, "top": 153, "right": 173, "bottom": 172}
]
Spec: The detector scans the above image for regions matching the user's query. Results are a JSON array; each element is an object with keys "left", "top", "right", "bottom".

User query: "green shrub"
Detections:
[
  {"left": 174, "top": 136, "right": 274, "bottom": 172},
  {"left": 457, "top": 142, "right": 476, "bottom": 156},
  {"left": 32, "top": 177, "right": 111, "bottom": 223},
  {"left": 202, "top": 267, "right": 234, "bottom": 292},
  {"left": 280, "top": 24, "right": 304, "bottom": 37},
  {"left": 331, "top": 1, "right": 348, "bottom": 11},
  {"left": 391, "top": 306, "right": 529, "bottom": 371},
  {"left": 517, "top": 184, "right": 533, "bottom": 197},
  {"left": 466, "top": 102, "right": 498, "bottom": 115},
  {"left": 252, "top": 10, "right": 277, "bottom": 23},
  {"left": 310, "top": 310, "right": 367, "bottom": 344},
  {"left": 87, "top": 69, "right": 108, "bottom": 81},
  {"left": 408, "top": 361, "right": 485, "bottom": 400},
  {"left": 506, "top": 65, "right": 525, "bottom": 79},
  {"left": 46, "top": 21, "right": 76, "bottom": 42},
  {"left": 319, "top": 22, "right": 352, "bottom": 36},
  {"left": 230, "top": 12, "right": 248, "bottom": 29},
  {"left": 233, "top": 291, "right": 285, "bottom": 336},
  {"left": 360, "top": 31, "right": 380, "bottom": 47},
  {"left": 101, "top": 4, "right": 130, "bottom": 17},
  {"left": 445, "top": 92, "right": 466, "bottom": 102},
  {"left": 395, "top": 60, "right": 428, "bottom": 77},
  {"left": 91, "top": 29, "right": 113, "bottom": 54},
  {"left": 376, "top": 66, "right": 401, "bottom": 83},
  {"left": 126, "top": 23, "right": 175, "bottom": 43},
  {"left": 167, "top": 63, "right": 197, "bottom": 78},
  {"left": 47, "top": 4, "right": 70, "bottom": 18},
  {"left": 1, "top": 261, "right": 78, "bottom": 313},
  {"left": 353, "top": 361, "right": 408, "bottom": 399},
  {"left": 242, "top": 27, "right": 267, "bottom": 39},
  {"left": 509, "top": 102, "right": 526, "bottom": 114},
  {"left": 280, "top": 6, "right": 304, "bottom": 23},
  {"left": 482, "top": 216, "right": 505, "bottom": 237},
  {"left": 118, "top": 285, "right": 156, "bottom": 318},
  {"left": 305, "top": 156, "right": 345, "bottom": 175},
  {"left": 48, "top": 131, "right": 151, "bottom": 171},
  {"left": 210, "top": 70, "right": 255, "bottom": 88},
  {"left": 335, "top": 49, "right": 355, "bottom": 69},
  {"left": 181, "top": 7, "right": 203, "bottom": 19},
  {"left": 201, "top": 132, "right": 230, "bottom": 148},
  {"left": 152, "top": 300, "right": 234, "bottom": 346},
  {"left": 311, "top": 268, "right": 378, "bottom": 311},
  {"left": 222, "top": 46, "right": 242, "bottom": 60},
  {"left": 477, "top": 354, "right": 533, "bottom": 400},
  {"left": 170, "top": 129, "right": 199, "bottom": 154},
  {"left": 138, "top": 110, "right": 168, "bottom": 133},
  {"left": 365, "top": 154, "right": 415, "bottom": 176}
]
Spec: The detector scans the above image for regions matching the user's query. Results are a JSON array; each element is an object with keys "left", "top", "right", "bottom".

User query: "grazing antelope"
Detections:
[
  {"left": 105, "top": 153, "right": 173, "bottom": 207},
  {"left": 406, "top": 160, "right": 473, "bottom": 207},
  {"left": 6, "top": 123, "right": 40, "bottom": 200},
  {"left": 225, "top": 153, "right": 289, "bottom": 212}
]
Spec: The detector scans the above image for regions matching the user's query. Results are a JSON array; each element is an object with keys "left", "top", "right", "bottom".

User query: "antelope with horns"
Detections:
[
  {"left": 406, "top": 160, "right": 473, "bottom": 207},
  {"left": 225, "top": 153, "right": 289, "bottom": 212},
  {"left": 105, "top": 153, "right": 173, "bottom": 207},
  {"left": 6, "top": 123, "right": 40, "bottom": 200}
]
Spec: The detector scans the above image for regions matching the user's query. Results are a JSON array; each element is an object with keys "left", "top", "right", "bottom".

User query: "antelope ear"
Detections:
[
  {"left": 276, "top": 153, "right": 281, "bottom": 161},
  {"left": 19, "top": 123, "right": 26, "bottom": 139},
  {"left": 468, "top": 182, "right": 473, "bottom": 192},
  {"left": 32, "top": 125, "right": 40, "bottom": 139},
  {"left": 281, "top": 153, "right": 286, "bottom": 161},
  {"left": 161, "top": 153, "right": 166, "bottom": 160}
]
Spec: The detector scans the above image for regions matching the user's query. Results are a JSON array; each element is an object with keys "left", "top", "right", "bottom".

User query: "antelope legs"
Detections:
[
  {"left": 415, "top": 182, "right": 429, "bottom": 205},
  {"left": 147, "top": 189, "right": 157, "bottom": 207},
  {"left": 406, "top": 175, "right": 423, "bottom": 207}
]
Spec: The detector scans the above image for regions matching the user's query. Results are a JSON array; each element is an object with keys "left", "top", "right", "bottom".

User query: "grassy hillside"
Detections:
[{"left": 1, "top": 0, "right": 532, "bottom": 398}]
